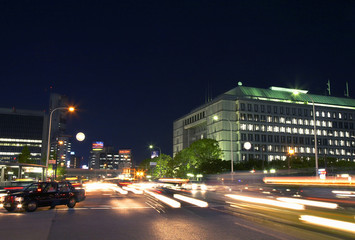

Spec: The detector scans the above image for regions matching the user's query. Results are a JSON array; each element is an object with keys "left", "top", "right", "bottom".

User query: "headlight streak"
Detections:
[
  {"left": 332, "top": 190, "right": 355, "bottom": 197},
  {"left": 145, "top": 190, "right": 181, "bottom": 208},
  {"left": 122, "top": 186, "right": 143, "bottom": 194},
  {"left": 299, "top": 215, "right": 355, "bottom": 233},
  {"left": 225, "top": 194, "right": 305, "bottom": 210},
  {"left": 277, "top": 197, "right": 338, "bottom": 209},
  {"left": 173, "top": 194, "right": 208, "bottom": 208},
  {"left": 110, "top": 185, "right": 128, "bottom": 194}
]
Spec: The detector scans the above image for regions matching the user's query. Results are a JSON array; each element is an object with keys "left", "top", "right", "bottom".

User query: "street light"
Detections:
[
  {"left": 292, "top": 91, "right": 318, "bottom": 176},
  {"left": 45, "top": 106, "right": 75, "bottom": 180},
  {"left": 213, "top": 115, "right": 234, "bottom": 179}
]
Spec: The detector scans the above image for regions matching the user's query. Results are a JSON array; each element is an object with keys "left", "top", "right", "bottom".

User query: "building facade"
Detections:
[
  {"left": 0, "top": 108, "right": 47, "bottom": 164},
  {"left": 89, "top": 144, "right": 132, "bottom": 170},
  {"left": 173, "top": 85, "right": 355, "bottom": 164}
]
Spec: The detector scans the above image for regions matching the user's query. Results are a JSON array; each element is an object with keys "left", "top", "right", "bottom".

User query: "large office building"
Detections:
[
  {"left": 0, "top": 108, "right": 47, "bottom": 164},
  {"left": 89, "top": 142, "right": 132, "bottom": 170},
  {"left": 173, "top": 84, "right": 355, "bottom": 164}
]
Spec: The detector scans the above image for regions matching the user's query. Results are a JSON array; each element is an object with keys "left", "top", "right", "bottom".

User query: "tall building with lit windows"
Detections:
[
  {"left": 0, "top": 108, "right": 47, "bottom": 164},
  {"left": 173, "top": 84, "right": 355, "bottom": 164}
]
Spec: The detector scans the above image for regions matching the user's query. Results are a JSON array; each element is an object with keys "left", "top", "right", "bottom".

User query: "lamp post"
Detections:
[
  {"left": 149, "top": 145, "right": 162, "bottom": 177},
  {"left": 293, "top": 91, "right": 318, "bottom": 176},
  {"left": 45, "top": 106, "right": 75, "bottom": 180},
  {"left": 213, "top": 115, "right": 234, "bottom": 180}
]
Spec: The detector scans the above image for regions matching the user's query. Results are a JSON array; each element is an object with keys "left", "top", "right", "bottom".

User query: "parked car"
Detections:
[{"left": 0, "top": 181, "right": 86, "bottom": 212}]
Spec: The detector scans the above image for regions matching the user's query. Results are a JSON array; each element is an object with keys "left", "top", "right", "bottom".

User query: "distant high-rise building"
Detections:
[
  {"left": 0, "top": 108, "right": 47, "bottom": 164},
  {"left": 48, "top": 93, "right": 72, "bottom": 166},
  {"left": 89, "top": 142, "right": 132, "bottom": 170},
  {"left": 174, "top": 85, "right": 355, "bottom": 164}
]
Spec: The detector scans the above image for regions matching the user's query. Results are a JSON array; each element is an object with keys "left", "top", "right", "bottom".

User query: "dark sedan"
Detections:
[{"left": 0, "top": 181, "right": 86, "bottom": 212}]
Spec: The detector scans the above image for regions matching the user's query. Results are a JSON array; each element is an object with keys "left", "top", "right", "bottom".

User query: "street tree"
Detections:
[{"left": 18, "top": 146, "right": 33, "bottom": 164}]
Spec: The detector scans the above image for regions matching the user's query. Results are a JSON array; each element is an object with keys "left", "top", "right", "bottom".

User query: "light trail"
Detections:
[
  {"left": 145, "top": 190, "right": 181, "bottom": 208},
  {"left": 173, "top": 194, "right": 208, "bottom": 208},
  {"left": 225, "top": 194, "right": 305, "bottom": 210},
  {"left": 299, "top": 215, "right": 355, "bottom": 234},
  {"left": 277, "top": 197, "right": 338, "bottom": 209}
]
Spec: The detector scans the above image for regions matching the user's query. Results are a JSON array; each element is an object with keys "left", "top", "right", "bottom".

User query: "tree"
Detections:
[
  {"left": 18, "top": 146, "right": 32, "bottom": 164},
  {"left": 188, "top": 138, "right": 223, "bottom": 173},
  {"left": 152, "top": 154, "right": 172, "bottom": 178}
]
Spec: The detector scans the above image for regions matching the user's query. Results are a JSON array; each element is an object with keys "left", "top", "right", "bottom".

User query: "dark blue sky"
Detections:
[{"left": 1, "top": 0, "right": 355, "bottom": 165}]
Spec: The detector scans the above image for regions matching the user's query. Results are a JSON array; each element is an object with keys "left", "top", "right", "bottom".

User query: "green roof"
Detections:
[{"left": 225, "top": 86, "right": 355, "bottom": 108}]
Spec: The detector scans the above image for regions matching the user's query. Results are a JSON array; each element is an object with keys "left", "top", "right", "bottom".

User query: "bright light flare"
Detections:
[
  {"left": 173, "top": 194, "right": 208, "bottom": 208},
  {"left": 299, "top": 215, "right": 355, "bottom": 233},
  {"left": 145, "top": 190, "right": 181, "bottom": 208},
  {"left": 277, "top": 197, "right": 338, "bottom": 209},
  {"left": 332, "top": 190, "right": 355, "bottom": 197},
  {"left": 225, "top": 194, "right": 305, "bottom": 210},
  {"left": 68, "top": 106, "right": 75, "bottom": 112}
]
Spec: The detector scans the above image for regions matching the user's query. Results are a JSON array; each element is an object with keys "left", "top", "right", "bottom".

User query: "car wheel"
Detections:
[
  {"left": 5, "top": 206, "right": 16, "bottom": 212},
  {"left": 26, "top": 200, "right": 38, "bottom": 212},
  {"left": 67, "top": 197, "right": 76, "bottom": 208}
]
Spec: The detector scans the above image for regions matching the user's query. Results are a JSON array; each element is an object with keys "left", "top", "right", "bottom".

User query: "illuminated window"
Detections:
[
  {"left": 240, "top": 124, "right": 247, "bottom": 130},
  {"left": 286, "top": 127, "right": 291, "bottom": 133},
  {"left": 306, "top": 147, "right": 311, "bottom": 153},
  {"left": 304, "top": 120, "right": 309, "bottom": 125},
  {"left": 310, "top": 120, "right": 314, "bottom": 126},
  {"left": 300, "top": 147, "right": 304, "bottom": 153},
  {"left": 340, "top": 131, "right": 344, "bottom": 137},
  {"left": 327, "top": 112, "right": 331, "bottom": 118},
  {"left": 298, "top": 119, "right": 303, "bottom": 125},
  {"left": 292, "top": 118, "right": 297, "bottom": 124},
  {"left": 267, "top": 116, "right": 272, "bottom": 122},
  {"left": 340, "top": 140, "right": 345, "bottom": 146},
  {"left": 274, "top": 126, "right": 279, "bottom": 132},
  {"left": 316, "top": 111, "right": 320, "bottom": 117},
  {"left": 339, "top": 113, "right": 342, "bottom": 119},
  {"left": 286, "top": 118, "right": 291, "bottom": 124},
  {"left": 305, "top": 129, "right": 310, "bottom": 135},
  {"left": 261, "top": 125, "right": 266, "bottom": 132},
  {"left": 267, "top": 126, "right": 273, "bottom": 132},
  {"left": 345, "top": 131, "right": 350, "bottom": 137},
  {"left": 317, "top": 129, "right": 321, "bottom": 135},
  {"left": 322, "top": 121, "right": 326, "bottom": 127},
  {"left": 280, "top": 127, "right": 285, "bottom": 133},
  {"left": 322, "top": 130, "right": 327, "bottom": 136},
  {"left": 299, "top": 128, "right": 304, "bottom": 134},
  {"left": 321, "top": 111, "right": 325, "bottom": 117},
  {"left": 247, "top": 124, "right": 253, "bottom": 131},
  {"left": 328, "top": 121, "right": 332, "bottom": 127},
  {"left": 292, "top": 128, "right": 297, "bottom": 134},
  {"left": 255, "top": 125, "right": 260, "bottom": 131},
  {"left": 280, "top": 117, "right": 285, "bottom": 123},
  {"left": 334, "top": 131, "right": 338, "bottom": 137}
]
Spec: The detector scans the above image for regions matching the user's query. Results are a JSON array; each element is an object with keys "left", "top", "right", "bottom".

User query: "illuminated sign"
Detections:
[
  {"left": 92, "top": 141, "right": 104, "bottom": 150},
  {"left": 151, "top": 150, "right": 159, "bottom": 159},
  {"left": 119, "top": 149, "right": 131, "bottom": 154}
]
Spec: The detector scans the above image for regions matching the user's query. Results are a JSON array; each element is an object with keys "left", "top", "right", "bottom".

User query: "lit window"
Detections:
[
  {"left": 305, "top": 129, "right": 310, "bottom": 134},
  {"left": 274, "top": 126, "right": 279, "bottom": 132},
  {"left": 306, "top": 147, "right": 311, "bottom": 153},
  {"left": 340, "top": 131, "right": 344, "bottom": 137},
  {"left": 316, "top": 111, "right": 320, "bottom": 117},
  {"left": 334, "top": 131, "right": 338, "bottom": 137},
  {"left": 292, "top": 118, "right": 297, "bottom": 124},
  {"left": 280, "top": 127, "right": 285, "bottom": 133},
  {"left": 328, "top": 121, "right": 332, "bottom": 127},
  {"left": 298, "top": 119, "right": 303, "bottom": 125},
  {"left": 240, "top": 124, "right": 247, "bottom": 130},
  {"left": 286, "top": 127, "right": 291, "bottom": 133},
  {"left": 299, "top": 128, "right": 304, "bottom": 134},
  {"left": 321, "top": 111, "right": 325, "bottom": 117},
  {"left": 339, "top": 113, "right": 342, "bottom": 119},
  {"left": 292, "top": 128, "right": 298, "bottom": 134},
  {"left": 304, "top": 120, "right": 309, "bottom": 125},
  {"left": 346, "top": 131, "right": 350, "bottom": 137},
  {"left": 322, "top": 130, "right": 327, "bottom": 136},
  {"left": 280, "top": 117, "right": 285, "bottom": 123},
  {"left": 316, "top": 120, "right": 321, "bottom": 126},
  {"left": 322, "top": 121, "right": 326, "bottom": 127},
  {"left": 267, "top": 126, "right": 273, "bottom": 132},
  {"left": 327, "top": 112, "right": 331, "bottom": 118}
]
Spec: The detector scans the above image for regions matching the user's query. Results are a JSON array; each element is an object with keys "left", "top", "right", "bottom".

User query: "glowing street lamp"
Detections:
[{"left": 45, "top": 106, "right": 75, "bottom": 180}]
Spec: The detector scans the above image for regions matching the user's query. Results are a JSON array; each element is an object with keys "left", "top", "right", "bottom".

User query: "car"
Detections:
[
  {"left": 182, "top": 181, "right": 207, "bottom": 191},
  {"left": 0, "top": 181, "right": 86, "bottom": 212}
]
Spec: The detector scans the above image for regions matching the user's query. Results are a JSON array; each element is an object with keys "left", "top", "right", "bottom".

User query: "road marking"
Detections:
[{"left": 233, "top": 221, "right": 289, "bottom": 240}]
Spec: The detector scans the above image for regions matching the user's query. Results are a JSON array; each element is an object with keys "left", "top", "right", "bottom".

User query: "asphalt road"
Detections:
[{"left": 0, "top": 186, "right": 353, "bottom": 240}]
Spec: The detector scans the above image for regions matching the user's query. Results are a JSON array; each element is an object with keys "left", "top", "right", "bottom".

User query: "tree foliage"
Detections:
[{"left": 18, "top": 146, "right": 33, "bottom": 164}]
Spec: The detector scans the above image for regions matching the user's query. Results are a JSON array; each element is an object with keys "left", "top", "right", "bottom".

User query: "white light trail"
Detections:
[
  {"left": 173, "top": 194, "right": 208, "bottom": 208},
  {"left": 225, "top": 194, "right": 304, "bottom": 210},
  {"left": 277, "top": 197, "right": 338, "bottom": 209},
  {"left": 145, "top": 190, "right": 181, "bottom": 208},
  {"left": 299, "top": 215, "right": 355, "bottom": 233}
]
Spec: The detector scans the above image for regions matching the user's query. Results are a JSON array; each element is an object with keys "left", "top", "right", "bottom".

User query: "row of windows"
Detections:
[
  {"left": 239, "top": 114, "right": 354, "bottom": 129},
  {"left": 239, "top": 124, "right": 354, "bottom": 138},
  {"left": 240, "top": 134, "right": 355, "bottom": 147},
  {"left": 184, "top": 111, "right": 206, "bottom": 125},
  {"left": 0, "top": 138, "right": 42, "bottom": 143},
  {"left": 241, "top": 154, "right": 355, "bottom": 162},
  {"left": 239, "top": 103, "right": 354, "bottom": 120},
  {"left": 240, "top": 144, "right": 355, "bottom": 156}
]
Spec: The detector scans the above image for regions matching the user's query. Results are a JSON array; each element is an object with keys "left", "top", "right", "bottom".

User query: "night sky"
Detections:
[{"left": 1, "top": 1, "right": 355, "bottom": 165}]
